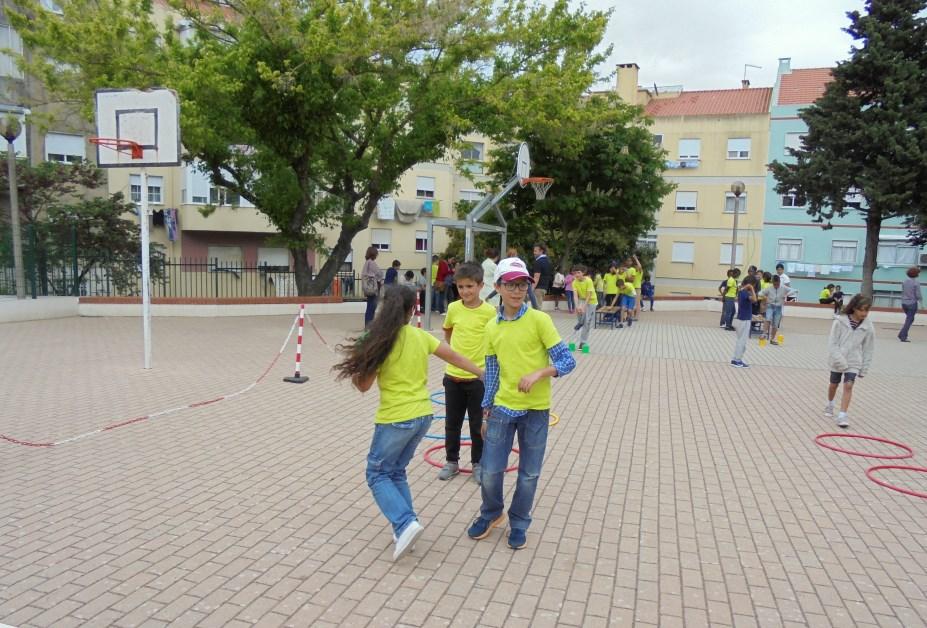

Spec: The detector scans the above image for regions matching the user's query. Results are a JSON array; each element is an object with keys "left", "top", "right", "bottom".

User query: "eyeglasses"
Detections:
[{"left": 501, "top": 281, "right": 530, "bottom": 292}]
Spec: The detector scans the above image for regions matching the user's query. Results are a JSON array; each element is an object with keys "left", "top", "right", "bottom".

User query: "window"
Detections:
[
  {"left": 784, "top": 133, "right": 804, "bottom": 154},
  {"left": 415, "top": 230, "right": 428, "bottom": 252},
  {"left": 675, "top": 191, "right": 697, "bottom": 212},
  {"left": 129, "top": 174, "right": 164, "bottom": 204},
  {"left": 636, "top": 233, "right": 657, "bottom": 250},
  {"left": 0, "top": 25, "right": 23, "bottom": 78},
  {"left": 671, "top": 241, "right": 695, "bottom": 263},
  {"left": 720, "top": 243, "right": 744, "bottom": 265},
  {"left": 460, "top": 189, "right": 483, "bottom": 203},
  {"left": 45, "top": 133, "right": 85, "bottom": 163},
  {"left": 844, "top": 188, "right": 864, "bottom": 210},
  {"left": 416, "top": 176, "right": 435, "bottom": 199},
  {"left": 781, "top": 190, "right": 806, "bottom": 207},
  {"left": 257, "top": 247, "right": 289, "bottom": 270},
  {"left": 371, "top": 228, "right": 391, "bottom": 251},
  {"left": 207, "top": 246, "right": 242, "bottom": 264},
  {"left": 184, "top": 162, "right": 210, "bottom": 204},
  {"left": 777, "top": 238, "right": 803, "bottom": 261},
  {"left": 724, "top": 193, "right": 747, "bottom": 213},
  {"left": 461, "top": 142, "right": 484, "bottom": 174},
  {"left": 652, "top": 134, "right": 663, "bottom": 148},
  {"left": 726, "top": 137, "right": 751, "bottom": 159},
  {"left": 831, "top": 240, "right": 858, "bottom": 265},
  {"left": 877, "top": 240, "right": 917, "bottom": 266},
  {"left": 678, "top": 138, "right": 700, "bottom": 160},
  {"left": 210, "top": 186, "right": 240, "bottom": 206}
]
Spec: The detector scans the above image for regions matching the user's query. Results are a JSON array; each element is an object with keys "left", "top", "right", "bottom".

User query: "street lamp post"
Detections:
[
  {"left": 729, "top": 181, "right": 745, "bottom": 270},
  {"left": 1, "top": 116, "right": 25, "bottom": 299}
]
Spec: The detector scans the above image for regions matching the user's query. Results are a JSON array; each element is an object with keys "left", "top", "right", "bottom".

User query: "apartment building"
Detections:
[
  {"left": 761, "top": 58, "right": 926, "bottom": 306},
  {"left": 615, "top": 64, "right": 771, "bottom": 297}
]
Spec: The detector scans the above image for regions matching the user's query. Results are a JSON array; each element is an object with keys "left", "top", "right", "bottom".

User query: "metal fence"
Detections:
[{"left": 0, "top": 256, "right": 362, "bottom": 299}]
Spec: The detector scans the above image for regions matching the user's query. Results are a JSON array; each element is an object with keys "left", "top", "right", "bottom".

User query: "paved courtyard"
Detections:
[{"left": 1, "top": 308, "right": 926, "bottom": 627}]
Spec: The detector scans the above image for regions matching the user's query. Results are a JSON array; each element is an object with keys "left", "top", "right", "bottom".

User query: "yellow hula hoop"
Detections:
[{"left": 549, "top": 412, "right": 560, "bottom": 427}]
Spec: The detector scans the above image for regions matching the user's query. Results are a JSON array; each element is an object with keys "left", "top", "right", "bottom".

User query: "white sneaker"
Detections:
[
  {"left": 837, "top": 413, "right": 849, "bottom": 428},
  {"left": 824, "top": 404, "right": 834, "bottom": 417},
  {"left": 393, "top": 521, "right": 424, "bottom": 561}
]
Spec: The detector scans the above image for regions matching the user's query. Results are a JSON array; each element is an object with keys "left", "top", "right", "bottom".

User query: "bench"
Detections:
[{"left": 595, "top": 306, "right": 621, "bottom": 329}]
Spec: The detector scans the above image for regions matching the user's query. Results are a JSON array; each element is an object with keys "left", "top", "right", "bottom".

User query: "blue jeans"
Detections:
[
  {"left": 565, "top": 291, "right": 574, "bottom": 311},
  {"left": 721, "top": 297, "right": 735, "bottom": 327},
  {"left": 480, "top": 408, "right": 549, "bottom": 532},
  {"left": 899, "top": 302, "right": 917, "bottom": 340},
  {"left": 432, "top": 288, "right": 445, "bottom": 313},
  {"left": 364, "top": 294, "right": 378, "bottom": 328},
  {"left": 366, "top": 415, "right": 431, "bottom": 535}
]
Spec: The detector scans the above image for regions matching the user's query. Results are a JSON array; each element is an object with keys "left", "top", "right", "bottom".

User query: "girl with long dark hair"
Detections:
[{"left": 333, "top": 285, "right": 483, "bottom": 561}]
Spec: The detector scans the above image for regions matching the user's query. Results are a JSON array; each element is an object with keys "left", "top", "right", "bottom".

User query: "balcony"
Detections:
[{"left": 178, "top": 203, "right": 278, "bottom": 234}]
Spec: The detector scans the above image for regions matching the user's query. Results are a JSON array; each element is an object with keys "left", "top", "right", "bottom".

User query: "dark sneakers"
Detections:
[
  {"left": 467, "top": 514, "right": 505, "bottom": 540},
  {"left": 508, "top": 529, "right": 527, "bottom": 550}
]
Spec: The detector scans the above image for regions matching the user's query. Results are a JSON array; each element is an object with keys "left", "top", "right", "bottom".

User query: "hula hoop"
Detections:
[
  {"left": 430, "top": 390, "right": 446, "bottom": 406},
  {"left": 423, "top": 442, "right": 519, "bottom": 474},
  {"left": 814, "top": 433, "right": 914, "bottom": 460},
  {"left": 866, "top": 465, "right": 927, "bottom": 499},
  {"left": 423, "top": 414, "right": 470, "bottom": 441},
  {"left": 549, "top": 412, "right": 560, "bottom": 427}
]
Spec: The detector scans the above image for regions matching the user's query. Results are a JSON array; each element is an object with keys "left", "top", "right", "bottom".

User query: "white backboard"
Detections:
[
  {"left": 516, "top": 142, "right": 530, "bottom": 183},
  {"left": 94, "top": 88, "right": 180, "bottom": 168}
]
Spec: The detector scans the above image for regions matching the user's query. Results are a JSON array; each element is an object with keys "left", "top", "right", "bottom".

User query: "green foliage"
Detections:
[
  {"left": 769, "top": 0, "right": 927, "bottom": 296},
  {"left": 486, "top": 94, "right": 672, "bottom": 272},
  {"left": 0, "top": 158, "right": 103, "bottom": 223},
  {"left": 8, "top": 0, "right": 611, "bottom": 294}
]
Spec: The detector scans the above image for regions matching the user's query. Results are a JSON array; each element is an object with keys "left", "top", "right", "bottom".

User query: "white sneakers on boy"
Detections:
[
  {"left": 437, "top": 462, "right": 459, "bottom": 480},
  {"left": 824, "top": 403, "right": 834, "bottom": 417},
  {"left": 836, "top": 412, "right": 849, "bottom": 429},
  {"left": 393, "top": 521, "right": 424, "bottom": 561}
]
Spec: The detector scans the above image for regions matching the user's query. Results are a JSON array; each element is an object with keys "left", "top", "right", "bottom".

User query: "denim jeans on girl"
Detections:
[
  {"left": 366, "top": 415, "right": 431, "bottom": 536},
  {"left": 480, "top": 408, "right": 549, "bottom": 532}
]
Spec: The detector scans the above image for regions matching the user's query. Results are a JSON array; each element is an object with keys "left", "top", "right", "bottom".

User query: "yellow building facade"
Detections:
[{"left": 617, "top": 64, "right": 772, "bottom": 297}]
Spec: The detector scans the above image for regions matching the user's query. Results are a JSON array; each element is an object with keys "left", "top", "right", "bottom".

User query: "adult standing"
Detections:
[
  {"left": 532, "top": 244, "right": 553, "bottom": 306},
  {"left": 899, "top": 266, "right": 923, "bottom": 343},
  {"left": 362, "top": 246, "right": 384, "bottom": 329},
  {"left": 432, "top": 254, "right": 450, "bottom": 314},
  {"left": 480, "top": 247, "right": 499, "bottom": 305}
]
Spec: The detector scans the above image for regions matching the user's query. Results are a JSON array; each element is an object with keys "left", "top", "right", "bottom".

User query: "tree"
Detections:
[
  {"left": 9, "top": 0, "right": 611, "bottom": 294},
  {"left": 768, "top": 0, "right": 927, "bottom": 298},
  {"left": 486, "top": 94, "right": 672, "bottom": 272}
]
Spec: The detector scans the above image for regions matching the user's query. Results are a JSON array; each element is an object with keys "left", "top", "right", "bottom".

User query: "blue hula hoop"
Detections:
[
  {"left": 424, "top": 414, "right": 471, "bottom": 441},
  {"left": 429, "top": 390, "right": 446, "bottom": 406}
]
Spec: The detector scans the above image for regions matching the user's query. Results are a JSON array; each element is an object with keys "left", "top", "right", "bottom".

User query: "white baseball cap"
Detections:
[{"left": 494, "top": 257, "right": 533, "bottom": 284}]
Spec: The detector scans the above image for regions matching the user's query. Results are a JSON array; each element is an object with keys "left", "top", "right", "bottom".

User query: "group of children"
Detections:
[
  {"left": 724, "top": 268, "right": 875, "bottom": 429},
  {"left": 334, "top": 257, "right": 575, "bottom": 560}
]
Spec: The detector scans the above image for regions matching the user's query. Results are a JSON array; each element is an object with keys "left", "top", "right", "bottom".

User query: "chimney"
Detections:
[
  {"left": 615, "top": 63, "right": 640, "bottom": 104},
  {"left": 777, "top": 57, "right": 792, "bottom": 75},
  {"left": 741, "top": 79, "right": 750, "bottom": 89}
]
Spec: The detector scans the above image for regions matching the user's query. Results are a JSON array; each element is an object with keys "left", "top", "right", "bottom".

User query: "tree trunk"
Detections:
[
  {"left": 860, "top": 209, "right": 882, "bottom": 299},
  {"left": 292, "top": 247, "right": 313, "bottom": 295}
]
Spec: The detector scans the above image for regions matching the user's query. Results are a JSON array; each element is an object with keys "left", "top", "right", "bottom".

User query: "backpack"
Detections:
[{"left": 363, "top": 275, "right": 378, "bottom": 297}]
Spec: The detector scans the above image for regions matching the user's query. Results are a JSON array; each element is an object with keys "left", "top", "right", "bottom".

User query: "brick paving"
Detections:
[{"left": 1, "top": 309, "right": 926, "bottom": 627}]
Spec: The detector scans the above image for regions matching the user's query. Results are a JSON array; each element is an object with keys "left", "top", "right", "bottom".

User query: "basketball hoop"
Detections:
[
  {"left": 89, "top": 137, "right": 143, "bottom": 160},
  {"left": 521, "top": 176, "right": 554, "bottom": 200}
]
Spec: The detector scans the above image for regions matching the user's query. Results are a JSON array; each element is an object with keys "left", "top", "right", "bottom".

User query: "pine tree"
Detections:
[{"left": 769, "top": 0, "right": 927, "bottom": 297}]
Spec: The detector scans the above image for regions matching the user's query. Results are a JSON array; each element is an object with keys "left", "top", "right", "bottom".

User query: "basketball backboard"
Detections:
[
  {"left": 94, "top": 88, "right": 180, "bottom": 168},
  {"left": 516, "top": 142, "right": 530, "bottom": 183}
]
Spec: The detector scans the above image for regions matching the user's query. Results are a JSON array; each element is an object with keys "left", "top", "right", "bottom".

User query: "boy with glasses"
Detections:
[{"left": 467, "top": 258, "right": 576, "bottom": 549}]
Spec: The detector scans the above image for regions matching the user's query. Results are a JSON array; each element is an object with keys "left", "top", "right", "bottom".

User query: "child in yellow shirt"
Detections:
[
  {"left": 334, "top": 285, "right": 482, "bottom": 561},
  {"left": 571, "top": 264, "right": 598, "bottom": 350}
]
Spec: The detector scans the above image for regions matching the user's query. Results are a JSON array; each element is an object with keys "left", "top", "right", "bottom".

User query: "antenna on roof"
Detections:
[
  {"left": 742, "top": 64, "right": 761, "bottom": 88},
  {"left": 653, "top": 82, "right": 659, "bottom": 95}
]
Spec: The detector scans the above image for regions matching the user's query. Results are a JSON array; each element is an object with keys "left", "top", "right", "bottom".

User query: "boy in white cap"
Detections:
[{"left": 467, "top": 257, "right": 576, "bottom": 550}]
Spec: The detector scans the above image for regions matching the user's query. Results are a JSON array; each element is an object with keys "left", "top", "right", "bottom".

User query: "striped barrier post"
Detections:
[
  {"left": 415, "top": 290, "right": 422, "bottom": 328},
  {"left": 284, "top": 304, "right": 310, "bottom": 383}
]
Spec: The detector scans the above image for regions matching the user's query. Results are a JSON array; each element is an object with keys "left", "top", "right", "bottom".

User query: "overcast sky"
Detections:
[{"left": 589, "top": 0, "right": 867, "bottom": 91}]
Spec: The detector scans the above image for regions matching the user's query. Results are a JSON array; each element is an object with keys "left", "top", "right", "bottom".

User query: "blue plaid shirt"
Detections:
[{"left": 481, "top": 303, "right": 576, "bottom": 416}]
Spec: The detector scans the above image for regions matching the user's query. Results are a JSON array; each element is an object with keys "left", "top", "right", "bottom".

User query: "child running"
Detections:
[
  {"left": 467, "top": 258, "right": 576, "bottom": 550},
  {"left": 438, "top": 262, "right": 497, "bottom": 483},
  {"left": 333, "top": 285, "right": 483, "bottom": 561},
  {"left": 571, "top": 264, "right": 597, "bottom": 351},
  {"left": 825, "top": 294, "right": 875, "bottom": 428}
]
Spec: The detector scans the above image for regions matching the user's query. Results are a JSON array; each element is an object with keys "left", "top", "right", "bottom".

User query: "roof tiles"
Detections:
[
  {"left": 777, "top": 68, "right": 834, "bottom": 105},
  {"left": 645, "top": 88, "right": 772, "bottom": 117}
]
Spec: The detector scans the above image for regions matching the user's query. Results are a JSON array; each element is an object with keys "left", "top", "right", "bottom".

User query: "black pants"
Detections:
[{"left": 443, "top": 376, "right": 484, "bottom": 464}]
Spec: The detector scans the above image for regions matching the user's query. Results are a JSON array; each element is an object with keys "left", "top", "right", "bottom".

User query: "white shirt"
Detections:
[
  {"left": 480, "top": 257, "right": 498, "bottom": 301},
  {"left": 777, "top": 272, "right": 791, "bottom": 286}
]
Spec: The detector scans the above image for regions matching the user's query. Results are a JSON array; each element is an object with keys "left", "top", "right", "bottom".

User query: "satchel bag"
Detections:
[{"left": 363, "top": 275, "right": 378, "bottom": 297}]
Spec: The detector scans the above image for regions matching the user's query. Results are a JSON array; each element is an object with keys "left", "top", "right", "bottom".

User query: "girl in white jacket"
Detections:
[{"left": 825, "top": 294, "right": 875, "bottom": 428}]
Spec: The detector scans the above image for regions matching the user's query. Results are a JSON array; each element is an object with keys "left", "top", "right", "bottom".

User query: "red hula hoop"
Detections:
[
  {"left": 866, "top": 465, "right": 927, "bottom": 499},
  {"left": 423, "top": 442, "right": 519, "bottom": 474},
  {"left": 814, "top": 433, "right": 914, "bottom": 460}
]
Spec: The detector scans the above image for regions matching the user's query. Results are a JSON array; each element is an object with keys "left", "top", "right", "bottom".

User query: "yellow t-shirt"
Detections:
[
  {"left": 443, "top": 300, "right": 496, "bottom": 379},
  {"left": 431, "top": 263, "right": 438, "bottom": 283},
  {"left": 819, "top": 288, "right": 831, "bottom": 300},
  {"left": 626, "top": 267, "right": 642, "bottom": 289},
  {"left": 725, "top": 277, "right": 737, "bottom": 298},
  {"left": 376, "top": 326, "right": 440, "bottom": 424},
  {"left": 619, "top": 283, "right": 637, "bottom": 297},
  {"left": 485, "top": 308, "right": 561, "bottom": 411},
  {"left": 573, "top": 277, "right": 598, "bottom": 305},
  {"left": 603, "top": 273, "right": 618, "bottom": 295}
]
